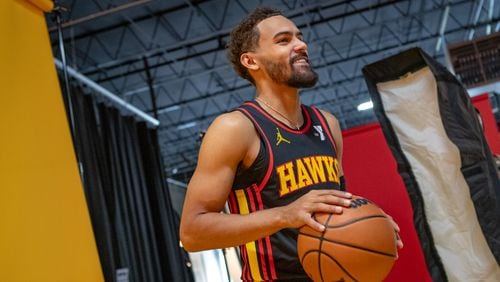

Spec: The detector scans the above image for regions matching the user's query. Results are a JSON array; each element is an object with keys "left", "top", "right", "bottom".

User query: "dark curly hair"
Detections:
[{"left": 226, "top": 7, "right": 283, "bottom": 85}]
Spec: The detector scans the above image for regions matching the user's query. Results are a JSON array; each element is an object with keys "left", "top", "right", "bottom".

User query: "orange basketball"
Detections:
[{"left": 297, "top": 196, "right": 397, "bottom": 281}]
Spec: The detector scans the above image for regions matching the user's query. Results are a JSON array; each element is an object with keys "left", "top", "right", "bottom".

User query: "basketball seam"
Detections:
[
  {"left": 324, "top": 215, "right": 388, "bottom": 228},
  {"left": 301, "top": 250, "right": 358, "bottom": 282},
  {"left": 298, "top": 232, "right": 396, "bottom": 257},
  {"left": 299, "top": 212, "right": 395, "bottom": 280},
  {"left": 318, "top": 213, "right": 333, "bottom": 282}
]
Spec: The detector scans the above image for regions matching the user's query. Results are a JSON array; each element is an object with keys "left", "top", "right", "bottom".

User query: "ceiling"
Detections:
[{"left": 46, "top": 0, "right": 500, "bottom": 183}]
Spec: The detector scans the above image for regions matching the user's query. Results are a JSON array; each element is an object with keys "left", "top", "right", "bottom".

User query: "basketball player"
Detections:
[{"left": 180, "top": 7, "right": 403, "bottom": 281}]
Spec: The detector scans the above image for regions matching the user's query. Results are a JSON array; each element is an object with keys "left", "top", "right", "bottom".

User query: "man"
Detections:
[{"left": 180, "top": 7, "right": 402, "bottom": 281}]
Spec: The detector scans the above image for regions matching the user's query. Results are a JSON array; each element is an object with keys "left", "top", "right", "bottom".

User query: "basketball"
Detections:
[{"left": 297, "top": 196, "right": 397, "bottom": 281}]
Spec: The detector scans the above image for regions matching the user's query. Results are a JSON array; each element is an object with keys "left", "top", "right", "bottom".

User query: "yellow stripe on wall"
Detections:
[
  {"left": 235, "top": 190, "right": 263, "bottom": 281},
  {"left": 0, "top": 1, "right": 103, "bottom": 281}
]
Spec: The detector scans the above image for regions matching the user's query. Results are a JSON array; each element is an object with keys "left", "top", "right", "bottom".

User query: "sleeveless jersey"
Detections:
[{"left": 227, "top": 101, "right": 342, "bottom": 281}]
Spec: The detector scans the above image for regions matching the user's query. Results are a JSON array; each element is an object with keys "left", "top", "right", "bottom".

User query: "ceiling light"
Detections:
[
  {"left": 123, "top": 86, "right": 150, "bottom": 96},
  {"left": 357, "top": 101, "right": 373, "bottom": 111},
  {"left": 158, "top": 105, "right": 181, "bottom": 114},
  {"left": 176, "top": 121, "right": 197, "bottom": 130}
]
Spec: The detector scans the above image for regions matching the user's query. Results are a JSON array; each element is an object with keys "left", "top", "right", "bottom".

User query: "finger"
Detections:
[
  {"left": 397, "top": 240, "right": 404, "bottom": 249},
  {"left": 312, "top": 203, "right": 344, "bottom": 214},
  {"left": 304, "top": 216, "right": 326, "bottom": 232},
  {"left": 313, "top": 189, "right": 352, "bottom": 199},
  {"left": 396, "top": 233, "right": 404, "bottom": 249},
  {"left": 315, "top": 195, "right": 352, "bottom": 207},
  {"left": 391, "top": 220, "right": 400, "bottom": 233},
  {"left": 381, "top": 211, "right": 400, "bottom": 233}
]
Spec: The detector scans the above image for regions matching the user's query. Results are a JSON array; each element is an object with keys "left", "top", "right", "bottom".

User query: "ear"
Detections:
[{"left": 240, "top": 53, "right": 259, "bottom": 71}]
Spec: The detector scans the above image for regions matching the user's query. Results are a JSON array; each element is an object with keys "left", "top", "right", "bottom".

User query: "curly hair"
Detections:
[{"left": 226, "top": 7, "right": 283, "bottom": 84}]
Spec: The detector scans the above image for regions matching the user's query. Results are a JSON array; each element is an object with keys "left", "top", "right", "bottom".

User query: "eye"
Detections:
[{"left": 276, "top": 37, "right": 290, "bottom": 45}]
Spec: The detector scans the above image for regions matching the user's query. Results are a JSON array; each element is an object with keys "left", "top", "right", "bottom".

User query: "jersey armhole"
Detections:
[{"left": 234, "top": 106, "right": 274, "bottom": 192}]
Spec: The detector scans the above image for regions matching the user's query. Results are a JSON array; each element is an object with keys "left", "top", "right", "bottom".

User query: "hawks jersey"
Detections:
[{"left": 228, "top": 101, "right": 341, "bottom": 281}]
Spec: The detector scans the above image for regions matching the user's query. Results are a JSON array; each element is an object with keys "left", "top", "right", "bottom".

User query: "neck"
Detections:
[
  {"left": 255, "top": 84, "right": 302, "bottom": 129},
  {"left": 255, "top": 83, "right": 300, "bottom": 110}
]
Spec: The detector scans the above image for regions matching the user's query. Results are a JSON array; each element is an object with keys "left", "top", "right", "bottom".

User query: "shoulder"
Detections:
[
  {"left": 208, "top": 110, "right": 255, "bottom": 137},
  {"left": 197, "top": 110, "right": 257, "bottom": 164},
  {"left": 313, "top": 108, "right": 340, "bottom": 131}
]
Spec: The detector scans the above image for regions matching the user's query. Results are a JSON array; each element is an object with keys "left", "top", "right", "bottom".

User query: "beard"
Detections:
[{"left": 262, "top": 54, "right": 318, "bottom": 88}]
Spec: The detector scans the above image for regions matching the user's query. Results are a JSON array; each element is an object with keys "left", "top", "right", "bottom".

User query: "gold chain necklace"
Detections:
[{"left": 255, "top": 97, "right": 301, "bottom": 130}]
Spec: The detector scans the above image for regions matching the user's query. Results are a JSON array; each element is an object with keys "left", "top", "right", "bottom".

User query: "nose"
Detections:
[{"left": 293, "top": 37, "right": 307, "bottom": 53}]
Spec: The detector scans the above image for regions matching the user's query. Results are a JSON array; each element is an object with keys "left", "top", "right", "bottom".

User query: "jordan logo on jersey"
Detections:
[{"left": 275, "top": 127, "right": 291, "bottom": 146}]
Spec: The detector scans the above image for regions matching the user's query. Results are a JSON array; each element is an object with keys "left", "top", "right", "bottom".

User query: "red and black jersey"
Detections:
[{"left": 227, "top": 101, "right": 341, "bottom": 281}]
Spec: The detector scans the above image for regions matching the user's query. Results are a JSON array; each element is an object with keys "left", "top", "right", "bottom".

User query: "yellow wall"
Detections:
[{"left": 0, "top": 1, "right": 103, "bottom": 281}]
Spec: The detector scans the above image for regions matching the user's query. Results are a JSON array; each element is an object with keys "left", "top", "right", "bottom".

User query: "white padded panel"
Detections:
[{"left": 376, "top": 67, "right": 499, "bottom": 281}]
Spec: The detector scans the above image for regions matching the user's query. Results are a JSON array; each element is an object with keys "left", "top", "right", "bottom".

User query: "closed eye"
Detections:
[{"left": 276, "top": 37, "right": 291, "bottom": 44}]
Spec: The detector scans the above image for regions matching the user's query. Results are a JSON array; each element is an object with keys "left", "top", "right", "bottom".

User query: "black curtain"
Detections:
[{"left": 69, "top": 86, "right": 193, "bottom": 282}]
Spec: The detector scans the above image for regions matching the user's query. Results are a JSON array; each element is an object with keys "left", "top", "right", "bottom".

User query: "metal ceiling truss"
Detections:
[{"left": 48, "top": 0, "right": 499, "bottom": 182}]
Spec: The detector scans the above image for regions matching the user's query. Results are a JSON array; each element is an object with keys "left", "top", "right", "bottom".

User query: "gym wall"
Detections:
[
  {"left": 342, "top": 123, "right": 432, "bottom": 282},
  {"left": 472, "top": 93, "right": 500, "bottom": 155}
]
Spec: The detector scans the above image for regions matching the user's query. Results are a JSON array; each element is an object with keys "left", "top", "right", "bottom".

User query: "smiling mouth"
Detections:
[{"left": 291, "top": 56, "right": 310, "bottom": 66}]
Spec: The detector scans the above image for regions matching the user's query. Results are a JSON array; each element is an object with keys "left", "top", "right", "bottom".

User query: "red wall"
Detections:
[
  {"left": 342, "top": 123, "right": 432, "bottom": 282},
  {"left": 472, "top": 93, "right": 500, "bottom": 155},
  {"left": 341, "top": 93, "right": 499, "bottom": 281}
]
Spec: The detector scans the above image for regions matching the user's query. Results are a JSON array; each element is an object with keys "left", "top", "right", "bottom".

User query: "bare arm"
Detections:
[{"left": 179, "top": 111, "right": 352, "bottom": 252}]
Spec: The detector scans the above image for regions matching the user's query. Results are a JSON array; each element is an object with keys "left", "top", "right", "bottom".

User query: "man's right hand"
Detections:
[{"left": 278, "top": 189, "right": 353, "bottom": 232}]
